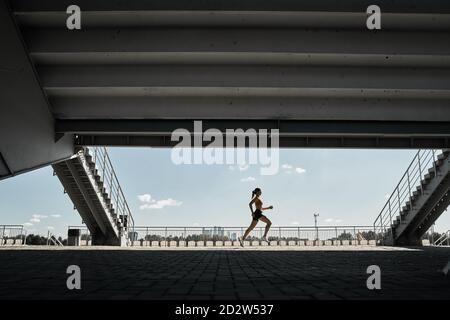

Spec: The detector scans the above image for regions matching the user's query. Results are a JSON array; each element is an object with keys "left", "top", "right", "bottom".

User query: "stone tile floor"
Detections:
[{"left": 0, "top": 246, "right": 449, "bottom": 300}]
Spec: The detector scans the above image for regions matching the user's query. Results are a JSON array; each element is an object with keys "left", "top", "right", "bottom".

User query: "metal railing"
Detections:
[
  {"left": 69, "top": 225, "right": 377, "bottom": 245},
  {"left": 0, "top": 225, "right": 26, "bottom": 245},
  {"left": 433, "top": 230, "right": 450, "bottom": 246},
  {"left": 373, "top": 150, "right": 441, "bottom": 243},
  {"left": 129, "top": 226, "right": 377, "bottom": 243},
  {"left": 46, "top": 231, "right": 63, "bottom": 246},
  {"left": 79, "top": 146, "right": 135, "bottom": 240}
]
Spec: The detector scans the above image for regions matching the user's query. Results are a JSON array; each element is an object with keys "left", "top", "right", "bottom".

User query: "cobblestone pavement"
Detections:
[{"left": 0, "top": 247, "right": 449, "bottom": 300}]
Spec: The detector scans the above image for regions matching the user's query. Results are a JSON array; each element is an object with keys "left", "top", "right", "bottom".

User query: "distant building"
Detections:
[{"left": 202, "top": 226, "right": 224, "bottom": 237}]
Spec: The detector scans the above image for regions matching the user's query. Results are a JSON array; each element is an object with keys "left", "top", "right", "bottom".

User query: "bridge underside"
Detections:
[
  {"left": 1, "top": 0, "right": 450, "bottom": 177},
  {"left": 1, "top": 0, "right": 449, "bottom": 154}
]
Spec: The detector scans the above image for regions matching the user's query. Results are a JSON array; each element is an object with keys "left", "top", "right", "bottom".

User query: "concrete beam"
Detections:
[
  {"left": 53, "top": 119, "right": 450, "bottom": 148},
  {"left": 10, "top": 0, "right": 450, "bottom": 13},
  {"left": 0, "top": 0, "right": 74, "bottom": 180},
  {"left": 13, "top": 11, "right": 450, "bottom": 30},
  {"left": 48, "top": 97, "right": 450, "bottom": 122},
  {"left": 39, "top": 65, "right": 450, "bottom": 92},
  {"left": 24, "top": 28, "right": 450, "bottom": 57}
]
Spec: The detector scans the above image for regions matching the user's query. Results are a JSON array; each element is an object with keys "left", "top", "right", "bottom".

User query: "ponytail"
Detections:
[{"left": 251, "top": 188, "right": 261, "bottom": 199}]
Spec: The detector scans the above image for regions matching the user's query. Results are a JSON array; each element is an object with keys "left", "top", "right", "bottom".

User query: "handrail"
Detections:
[
  {"left": 373, "top": 149, "right": 441, "bottom": 243},
  {"left": 69, "top": 225, "right": 378, "bottom": 243},
  {"left": 46, "top": 231, "right": 63, "bottom": 246},
  {"left": 81, "top": 147, "right": 134, "bottom": 241},
  {"left": 434, "top": 230, "right": 450, "bottom": 246}
]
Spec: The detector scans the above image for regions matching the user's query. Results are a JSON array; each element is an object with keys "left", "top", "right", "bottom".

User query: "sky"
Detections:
[{"left": 0, "top": 148, "right": 449, "bottom": 237}]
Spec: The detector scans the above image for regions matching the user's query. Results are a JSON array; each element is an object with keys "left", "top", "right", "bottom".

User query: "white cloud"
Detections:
[
  {"left": 30, "top": 218, "right": 40, "bottom": 223},
  {"left": 140, "top": 198, "right": 182, "bottom": 210},
  {"left": 32, "top": 214, "right": 48, "bottom": 219},
  {"left": 291, "top": 221, "right": 300, "bottom": 225},
  {"left": 324, "top": 218, "right": 343, "bottom": 224},
  {"left": 385, "top": 193, "right": 391, "bottom": 199},
  {"left": 24, "top": 222, "right": 33, "bottom": 227},
  {"left": 51, "top": 214, "right": 61, "bottom": 218},
  {"left": 47, "top": 226, "right": 54, "bottom": 230},
  {"left": 138, "top": 194, "right": 182, "bottom": 210},
  {"left": 281, "top": 164, "right": 306, "bottom": 175},
  {"left": 241, "top": 176, "right": 256, "bottom": 182},
  {"left": 193, "top": 222, "right": 200, "bottom": 227},
  {"left": 138, "top": 194, "right": 153, "bottom": 203},
  {"left": 295, "top": 167, "right": 306, "bottom": 174}
]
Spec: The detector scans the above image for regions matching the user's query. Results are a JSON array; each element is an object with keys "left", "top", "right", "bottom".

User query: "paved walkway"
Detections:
[{"left": 0, "top": 246, "right": 449, "bottom": 300}]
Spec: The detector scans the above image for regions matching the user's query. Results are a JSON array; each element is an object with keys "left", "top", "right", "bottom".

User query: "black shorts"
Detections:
[{"left": 253, "top": 209, "right": 263, "bottom": 221}]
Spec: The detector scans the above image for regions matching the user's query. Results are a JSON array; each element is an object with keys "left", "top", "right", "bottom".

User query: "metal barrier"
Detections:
[
  {"left": 434, "top": 230, "right": 450, "bottom": 246},
  {"left": 69, "top": 225, "right": 377, "bottom": 246},
  {"left": 0, "top": 225, "right": 26, "bottom": 245},
  {"left": 373, "top": 150, "right": 441, "bottom": 244},
  {"left": 81, "top": 146, "right": 135, "bottom": 241},
  {"left": 130, "top": 226, "right": 377, "bottom": 242}
]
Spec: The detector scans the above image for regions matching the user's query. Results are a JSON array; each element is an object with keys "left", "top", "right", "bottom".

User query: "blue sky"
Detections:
[{"left": 0, "top": 148, "right": 449, "bottom": 237}]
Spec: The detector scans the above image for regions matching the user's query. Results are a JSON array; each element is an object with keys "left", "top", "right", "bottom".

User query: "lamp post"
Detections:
[{"left": 314, "top": 213, "right": 319, "bottom": 241}]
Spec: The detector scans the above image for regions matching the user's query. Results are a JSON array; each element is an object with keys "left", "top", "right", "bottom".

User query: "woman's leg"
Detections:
[
  {"left": 259, "top": 215, "right": 272, "bottom": 237},
  {"left": 242, "top": 220, "right": 258, "bottom": 240}
]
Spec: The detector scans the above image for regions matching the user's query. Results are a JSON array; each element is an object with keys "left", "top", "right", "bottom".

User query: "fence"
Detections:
[
  {"left": 0, "top": 225, "right": 26, "bottom": 245},
  {"left": 127, "top": 226, "right": 377, "bottom": 242}
]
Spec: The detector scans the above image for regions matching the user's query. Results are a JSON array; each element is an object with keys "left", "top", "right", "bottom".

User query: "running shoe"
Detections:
[{"left": 261, "top": 236, "right": 269, "bottom": 243}]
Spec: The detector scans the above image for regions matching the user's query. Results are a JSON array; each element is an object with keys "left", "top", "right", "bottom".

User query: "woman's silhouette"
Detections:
[{"left": 238, "top": 187, "right": 273, "bottom": 247}]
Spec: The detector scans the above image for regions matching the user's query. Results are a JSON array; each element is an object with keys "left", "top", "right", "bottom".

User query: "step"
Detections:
[
  {"left": 437, "top": 153, "right": 447, "bottom": 160},
  {"left": 424, "top": 172, "right": 435, "bottom": 180}
]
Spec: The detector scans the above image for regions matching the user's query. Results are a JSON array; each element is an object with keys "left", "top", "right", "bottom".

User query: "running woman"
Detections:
[{"left": 238, "top": 188, "right": 273, "bottom": 247}]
